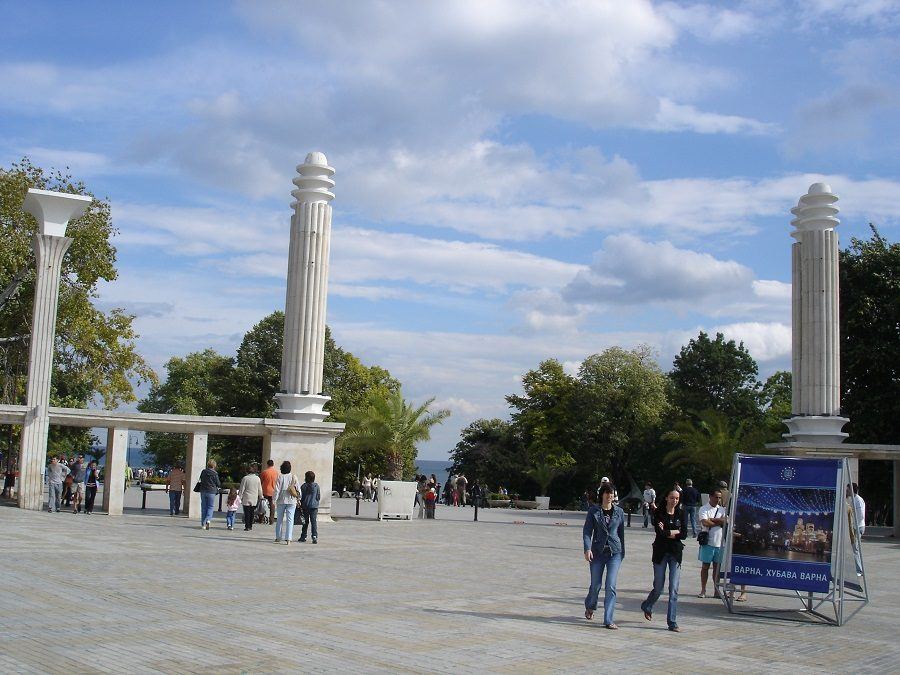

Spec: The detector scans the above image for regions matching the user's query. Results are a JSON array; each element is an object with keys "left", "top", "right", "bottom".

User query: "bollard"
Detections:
[
  {"left": 474, "top": 498, "right": 478, "bottom": 522},
  {"left": 627, "top": 511, "right": 632, "bottom": 527},
  {"left": 355, "top": 492, "right": 360, "bottom": 516}
]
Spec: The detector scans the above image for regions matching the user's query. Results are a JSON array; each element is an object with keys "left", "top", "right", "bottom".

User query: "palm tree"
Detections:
[
  {"left": 526, "top": 461, "right": 562, "bottom": 497},
  {"left": 662, "top": 409, "right": 761, "bottom": 479},
  {"left": 341, "top": 390, "right": 450, "bottom": 480}
]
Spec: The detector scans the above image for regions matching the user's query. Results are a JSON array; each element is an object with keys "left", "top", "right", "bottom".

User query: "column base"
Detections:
[
  {"left": 783, "top": 415, "right": 849, "bottom": 444},
  {"left": 275, "top": 393, "right": 331, "bottom": 422}
]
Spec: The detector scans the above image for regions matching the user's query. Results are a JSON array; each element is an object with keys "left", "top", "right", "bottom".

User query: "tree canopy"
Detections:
[{"left": 139, "top": 311, "right": 400, "bottom": 479}]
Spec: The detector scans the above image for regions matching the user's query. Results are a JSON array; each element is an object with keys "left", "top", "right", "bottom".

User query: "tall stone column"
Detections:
[
  {"left": 783, "top": 183, "right": 849, "bottom": 444},
  {"left": 17, "top": 189, "right": 91, "bottom": 510},
  {"left": 276, "top": 152, "right": 335, "bottom": 422}
]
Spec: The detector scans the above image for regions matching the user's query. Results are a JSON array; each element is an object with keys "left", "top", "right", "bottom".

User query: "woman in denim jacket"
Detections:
[{"left": 582, "top": 483, "right": 626, "bottom": 629}]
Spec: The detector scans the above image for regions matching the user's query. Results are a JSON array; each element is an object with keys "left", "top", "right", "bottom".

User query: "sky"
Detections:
[{"left": 1, "top": 1, "right": 898, "bottom": 460}]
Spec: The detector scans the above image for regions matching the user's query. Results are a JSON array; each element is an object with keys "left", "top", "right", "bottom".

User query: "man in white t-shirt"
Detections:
[
  {"left": 698, "top": 490, "right": 727, "bottom": 598},
  {"left": 851, "top": 483, "right": 866, "bottom": 535}
]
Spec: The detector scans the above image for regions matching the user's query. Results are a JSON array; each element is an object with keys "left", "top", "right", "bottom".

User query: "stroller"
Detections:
[{"left": 255, "top": 498, "right": 270, "bottom": 525}]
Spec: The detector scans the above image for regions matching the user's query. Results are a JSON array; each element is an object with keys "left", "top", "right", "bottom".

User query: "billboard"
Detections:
[{"left": 729, "top": 456, "right": 841, "bottom": 593}]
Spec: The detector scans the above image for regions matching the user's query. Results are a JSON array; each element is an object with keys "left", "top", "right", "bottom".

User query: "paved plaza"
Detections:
[{"left": 2, "top": 489, "right": 898, "bottom": 673}]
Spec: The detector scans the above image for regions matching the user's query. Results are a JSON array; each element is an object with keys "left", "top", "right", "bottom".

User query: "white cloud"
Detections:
[
  {"left": 710, "top": 321, "right": 792, "bottom": 365},
  {"left": 649, "top": 99, "right": 778, "bottom": 135},
  {"left": 563, "top": 234, "right": 755, "bottom": 305},
  {"left": 659, "top": 3, "right": 762, "bottom": 42}
]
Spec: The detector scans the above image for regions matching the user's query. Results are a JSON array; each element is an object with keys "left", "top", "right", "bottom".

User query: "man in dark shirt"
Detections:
[
  {"left": 69, "top": 455, "right": 86, "bottom": 514},
  {"left": 681, "top": 479, "right": 701, "bottom": 537}
]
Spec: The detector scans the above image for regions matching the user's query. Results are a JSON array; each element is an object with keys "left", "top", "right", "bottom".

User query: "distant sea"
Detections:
[{"left": 415, "top": 459, "right": 452, "bottom": 487}]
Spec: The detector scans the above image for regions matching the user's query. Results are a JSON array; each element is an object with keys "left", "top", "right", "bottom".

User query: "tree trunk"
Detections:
[{"left": 387, "top": 452, "right": 404, "bottom": 481}]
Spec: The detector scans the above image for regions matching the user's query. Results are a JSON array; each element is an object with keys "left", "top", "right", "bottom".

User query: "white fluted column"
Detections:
[
  {"left": 17, "top": 189, "right": 91, "bottom": 510},
  {"left": 784, "top": 183, "right": 849, "bottom": 444},
  {"left": 276, "top": 152, "right": 335, "bottom": 422}
]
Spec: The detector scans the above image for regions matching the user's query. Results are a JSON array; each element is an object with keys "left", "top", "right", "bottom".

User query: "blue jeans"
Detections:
[
  {"left": 200, "top": 492, "right": 216, "bottom": 526},
  {"left": 685, "top": 506, "right": 698, "bottom": 536},
  {"left": 226, "top": 511, "right": 236, "bottom": 528},
  {"left": 276, "top": 502, "right": 296, "bottom": 541},
  {"left": 642, "top": 553, "right": 681, "bottom": 629},
  {"left": 168, "top": 490, "right": 182, "bottom": 515},
  {"left": 301, "top": 508, "right": 318, "bottom": 540},
  {"left": 585, "top": 550, "right": 622, "bottom": 625}
]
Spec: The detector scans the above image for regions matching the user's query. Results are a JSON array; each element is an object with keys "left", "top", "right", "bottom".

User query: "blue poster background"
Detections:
[{"left": 729, "top": 456, "right": 840, "bottom": 594}]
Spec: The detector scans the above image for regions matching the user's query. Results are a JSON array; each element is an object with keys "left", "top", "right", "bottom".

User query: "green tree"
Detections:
[
  {"left": 662, "top": 409, "right": 760, "bottom": 482},
  {"left": 670, "top": 331, "right": 761, "bottom": 424},
  {"left": 449, "top": 418, "right": 528, "bottom": 494},
  {"left": 341, "top": 390, "right": 449, "bottom": 480},
  {"left": 506, "top": 359, "right": 577, "bottom": 469},
  {"left": 1, "top": 158, "right": 156, "bottom": 461},
  {"left": 760, "top": 370, "right": 792, "bottom": 442},
  {"left": 840, "top": 225, "right": 900, "bottom": 524},
  {"left": 571, "top": 346, "right": 670, "bottom": 489},
  {"left": 841, "top": 225, "right": 900, "bottom": 444},
  {"left": 138, "top": 349, "right": 234, "bottom": 468}
]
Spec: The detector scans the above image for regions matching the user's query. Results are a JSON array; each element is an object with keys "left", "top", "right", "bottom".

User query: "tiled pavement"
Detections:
[{"left": 1, "top": 489, "right": 897, "bottom": 673}]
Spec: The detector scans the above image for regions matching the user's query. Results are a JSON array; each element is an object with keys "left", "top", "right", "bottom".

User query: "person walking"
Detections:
[
  {"left": 641, "top": 482, "right": 656, "bottom": 528},
  {"left": 299, "top": 471, "right": 321, "bottom": 544},
  {"left": 582, "top": 483, "right": 626, "bottom": 629},
  {"left": 273, "top": 461, "right": 300, "bottom": 545},
  {"left": 681, "top": 479, "right": 700, "bottom": 537},
  {"left": 457, "top": 473, "right": 468, "bottom": 506},
  {"left": 46, "top": 457, "right": 69, "bottom": 513},
  {"left": 225, "top": 488, "right": 240, "bottom": 530},
  {"left": 69, "top": 455, "right": 86, "bottom": 514},
  {"left": 198, "top": 460, "right": 221, "bottom": 530},
  {"left": 84, "top": 461, "right": 100, "bottom": 514},
  {"left": 166, "top": 463, "right": 186, "bottom": 516},
  {"left": 362, "top": 473, "right": 373, "bottom": 501},
  {"left": 239, "top": 463, "right": 263, "bottom": 531},
  {"left": 260, "top": 459, "right": 278, "bottom": 525},
  {"left": 697, "top": 489, "right": 727, "bottom": 598},
  {"left": 641, "top": 488, "right": 687, "bottom": 632}
]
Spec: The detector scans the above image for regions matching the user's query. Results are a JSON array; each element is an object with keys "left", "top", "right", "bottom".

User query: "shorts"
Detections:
[
  {"left": 698, "top": 544, "right": 722, "bottom": 564},
  {"left": 73, "top": 482, "right": 86, "bottom": 497}
]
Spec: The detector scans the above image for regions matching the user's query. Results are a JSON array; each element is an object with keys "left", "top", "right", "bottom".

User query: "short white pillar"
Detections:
[
  {"left": 264, "top": 429, "right": 336, "bottom": 519},
  {"left": 184, "top": 433, "right": 208, "bottom": 519},
  {"left": 102, "top": 427, "right": 128, "bottom": 515}
]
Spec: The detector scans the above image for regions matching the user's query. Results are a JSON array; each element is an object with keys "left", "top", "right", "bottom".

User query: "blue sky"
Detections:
[{"left": 2, "top": 1, "right": 898, "bottom": 459}]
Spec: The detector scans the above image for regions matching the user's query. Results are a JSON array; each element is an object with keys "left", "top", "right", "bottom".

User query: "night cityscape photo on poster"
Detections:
[{"left": 730, "top": 456, "right": 841, "bottom": 593}]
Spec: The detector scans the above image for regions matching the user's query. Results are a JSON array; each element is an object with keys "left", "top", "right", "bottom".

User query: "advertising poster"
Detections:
[{"left": 730, "top": 456, "right": 841, "bottom": 593}]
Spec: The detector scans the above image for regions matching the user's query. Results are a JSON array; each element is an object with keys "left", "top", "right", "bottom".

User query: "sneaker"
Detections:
[
  {"left": 274, "top": 539, "right": 282, "bottom": 543},
  {"left": 284, "top": 540, "right": 290, "bottom": 546},
  {"left": 227, "top": 525, "right": 233, "bottom": 530},
  {"left": 312, "top": 537, "right": 317, "bottom": 544},
  {"left": 299, "top": 537, "right": 306, "bottom": 542}
]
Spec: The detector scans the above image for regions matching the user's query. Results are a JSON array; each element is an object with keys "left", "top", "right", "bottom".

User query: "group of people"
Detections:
[
  {"left": 583, "top": 480, "right": 739, "bottom": 632},
  {"left": 193, "top": 459, "right": 321, "bottom": 546},
  {"left": 45, "top": 455, "right": 102, "bottom": 514}
]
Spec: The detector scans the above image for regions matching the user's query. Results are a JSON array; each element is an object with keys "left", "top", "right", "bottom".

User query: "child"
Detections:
[
  {"left": 424, "top": 484, "right": 437, "bottom": 519},
  {"left": 299, "top": 471, "right": 321, "bottom": 544},
  {"left": 226, "top": 488, "right": 240, "bottom": 530}
]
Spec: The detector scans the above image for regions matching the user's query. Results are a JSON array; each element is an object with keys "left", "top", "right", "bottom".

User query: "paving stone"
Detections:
[{"left": 0, "top": 490, "right": 897, "bottom": 672}]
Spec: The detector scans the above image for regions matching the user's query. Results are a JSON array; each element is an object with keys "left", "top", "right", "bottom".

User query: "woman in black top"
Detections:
[
  {"left": 640, "top": 488, "right": 688, "bottom": 632},
  {"left": 84, "top": 461, "right": 100, "bottom": 514},
  {"left": 198, "top": 460, "right": 221, "bottom": 530}
]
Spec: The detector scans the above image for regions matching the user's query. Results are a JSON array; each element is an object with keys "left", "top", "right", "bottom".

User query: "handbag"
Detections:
[
  {"left": 193, "top": 481, "right": 201, "bottom": 493},
  {"left": 697, "top": 531, "right": 709, "bottom": 545},
  {"left": 288, "top": 475, "right": 300, "bottom": 499}
]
